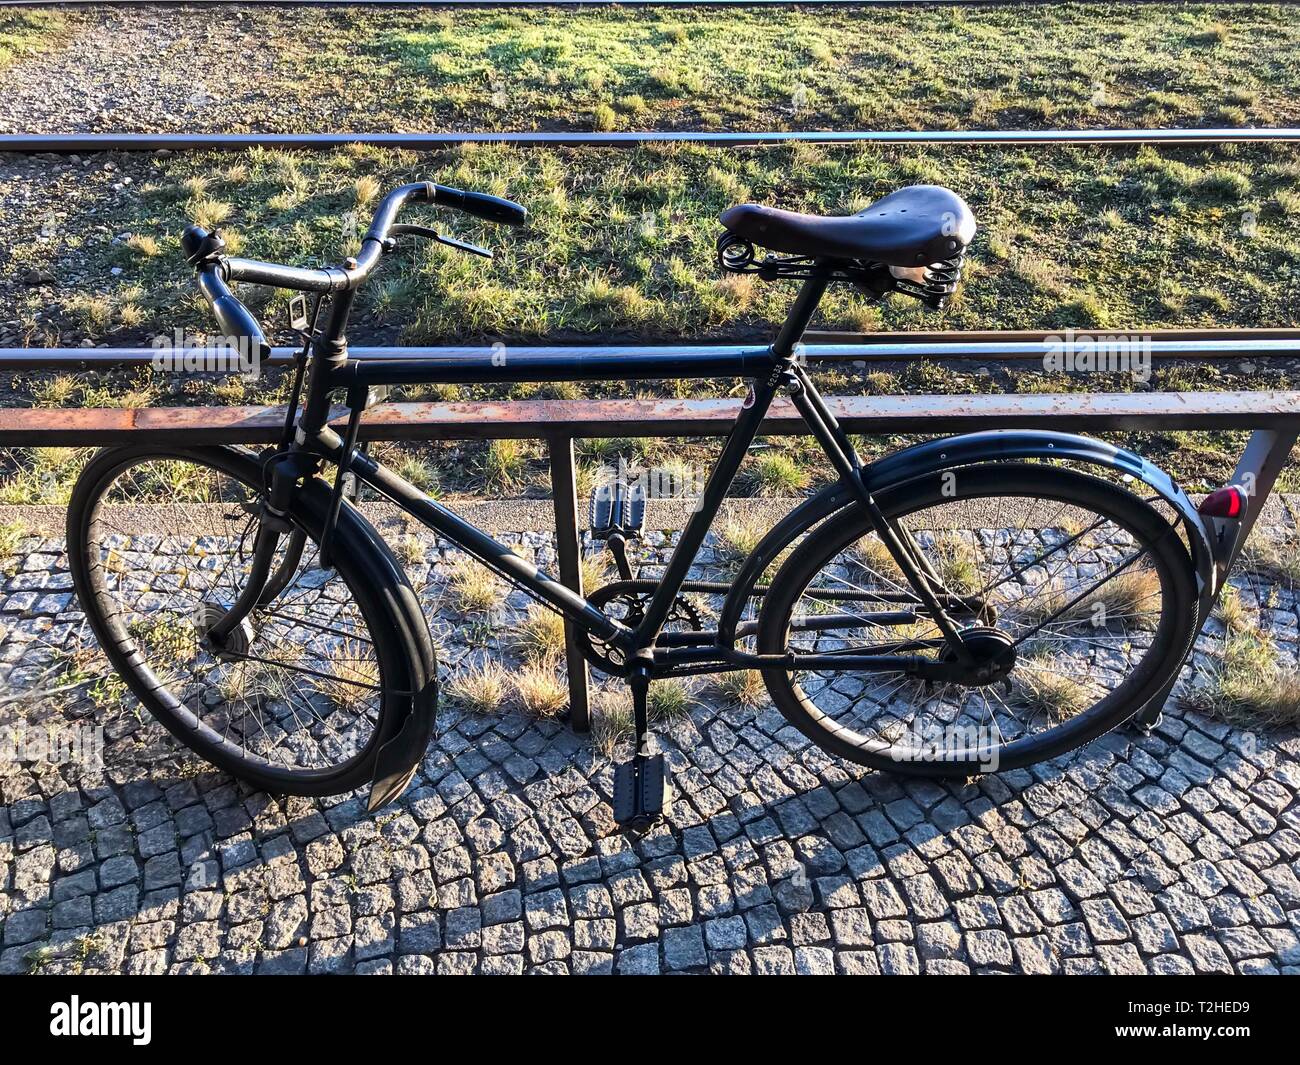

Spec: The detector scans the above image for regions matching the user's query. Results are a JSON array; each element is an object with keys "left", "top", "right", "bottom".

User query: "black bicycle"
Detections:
[{"left": 67, "top": 181, "right": 1231, "bottom": 829}]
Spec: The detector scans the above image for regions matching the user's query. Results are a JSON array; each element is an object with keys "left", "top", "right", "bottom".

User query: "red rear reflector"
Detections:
[{"left": 1198, "top": 485, "right": 1246, "bottom": 518}]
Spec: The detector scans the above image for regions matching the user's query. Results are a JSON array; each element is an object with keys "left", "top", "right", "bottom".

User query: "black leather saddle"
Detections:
[{"left": 719, "top": 185, "right": 976, "bottom": 267}]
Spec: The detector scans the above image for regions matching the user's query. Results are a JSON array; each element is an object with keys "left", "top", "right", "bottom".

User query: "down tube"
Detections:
[{"left": 351, "top": 450, "right": 625, "bottom": 644}]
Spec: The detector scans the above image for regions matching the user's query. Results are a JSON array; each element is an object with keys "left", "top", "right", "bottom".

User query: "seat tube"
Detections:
[
  {"left": 630, "top": 272, "right": 830, "bottom": 647},
  {"left": 771, "top": 271, "right": 830, "bottom": 359}
]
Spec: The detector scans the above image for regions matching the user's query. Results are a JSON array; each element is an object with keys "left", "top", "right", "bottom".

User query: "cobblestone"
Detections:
[{"left": 2, "top": 527, "right": 1299, "bottom": 974}]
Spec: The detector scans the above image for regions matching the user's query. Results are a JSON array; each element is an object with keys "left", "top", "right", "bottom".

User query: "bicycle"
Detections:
[{"left": 67, "top": 180, "right": 1236, "bottom": 830}]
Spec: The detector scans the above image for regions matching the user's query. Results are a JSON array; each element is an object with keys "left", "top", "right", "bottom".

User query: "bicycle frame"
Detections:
[{"left": 205, "top": 269, "right": 975, "bottom": 681}]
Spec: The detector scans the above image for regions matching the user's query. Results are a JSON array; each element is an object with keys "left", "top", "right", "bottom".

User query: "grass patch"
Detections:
[
  {"left": 446, "top": 558, "right": 501, "bottom": 614},
  {"left": 648, "top": 677, "right": 695, "bottom": 721},
  {"left": 511, "top": 657, "right": 569, "bottom": 716},
  {"left": 1185, "top": 615, "right": 1300, "bottom": 727},
  {"left": 346, "top": 6, "right": 1300, "bottom": 134},
  {"left": 311, "top": 642, "right": 380, "bottom": 711},
  {"left": 0, "top": 519, "right": 32, "bottom": 560},
  {"left": 933, "top": 534, "right": 982, "bottom": 597},
  {"left": 714, "top": 668, "right": 767, "bottom": 708},
  {"left": 592, "top": 689, "right": 634, "bottom": 757},
  {"left": 0, "top": 10, "right": 64, "bottom": 72},
  {"left": 446, "top": 660, "right": 510, "bottom": 713},
  {"left": 715, "top": 510, "right": 768, "bottom": 569},
  {"left": 848, "top": 535, "right": 905, "bottom": 585},
  {"left": 1240, "top": 530, "right": 1300, "bottom": 585},
  {"left": 474, "top": 439, "right": 529, "bottom": 492},
  {"left": 12, "top": 138, "right": 1298, "bottom": 385},
  {"left": 1013, "top": 654, "right": 1091, "bottom": 719},
  {"left": 511, "top": 603, "right": 568, "bottom": 662},
  {"left": 740, "top": 450, "right": 811, "bottom": 497}
]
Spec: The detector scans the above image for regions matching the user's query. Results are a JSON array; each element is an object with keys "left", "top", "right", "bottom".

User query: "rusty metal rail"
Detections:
[
  {"left": 3, "top": 388, "right": 1300, "bottom": 731},
  {"left": 7, "top": 0, "right": 1295, "bottom": 8},
  {"left": 4, "top": 391, "right": 1300, "bottom": 445}
]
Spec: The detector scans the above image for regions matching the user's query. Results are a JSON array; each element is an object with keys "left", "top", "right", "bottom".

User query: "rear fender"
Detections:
[
  {"left": 864, "top": 430, "right": 1215, "bottom": 623},
  {"left": 717, "top": 429, "right": 1216, "bottom": 643}
]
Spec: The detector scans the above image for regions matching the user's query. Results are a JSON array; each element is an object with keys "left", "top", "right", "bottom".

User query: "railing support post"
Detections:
[
  {"left": 1227, "top": 427, "right": 1300, "bottom": 570},
  {"left": 548, "top": 433, "right": 591, "bottom": 733},
  {"left": 1130, "top": 422, "right": 1299, "bottom": 733}
]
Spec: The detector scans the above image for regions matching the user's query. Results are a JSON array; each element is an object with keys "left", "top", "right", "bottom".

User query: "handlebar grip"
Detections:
[
  {"left": 197, "top": 264, "right": 270, "bottom": 358},
  {"left": 211, "top": 293, "right": 270, "bottom": 357},
  {"left": 429, "top": 184, "right": 527, "bottom": 226}
]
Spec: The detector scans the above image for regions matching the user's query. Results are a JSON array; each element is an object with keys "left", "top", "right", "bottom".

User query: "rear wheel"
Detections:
[
  {"left": 67, "top": 445, "right": 430, "bottom": 796},
  {"left": 757, "top": 464, "right": 1198, "bottom": 774}
]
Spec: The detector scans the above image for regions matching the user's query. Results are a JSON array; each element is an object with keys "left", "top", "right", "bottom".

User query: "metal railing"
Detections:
[
  {"left": 4, "top": 337, "right": 1300, "bottom": 728},
  {"left": 2, "top": 331, "right": 1298, "bottom": 370}
]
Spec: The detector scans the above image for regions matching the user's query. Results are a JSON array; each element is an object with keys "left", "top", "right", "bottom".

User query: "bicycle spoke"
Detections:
[
  {"left": 773, "top": 475, "right": 1182, "bottom": 765},
  {"left": 83, "top": 455, "right": 387, "bottom": 777}
]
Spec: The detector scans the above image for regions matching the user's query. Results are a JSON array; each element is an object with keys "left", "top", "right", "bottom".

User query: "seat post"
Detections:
[{"left": 771, "top": 269, "right": 831, "bottom": 359}]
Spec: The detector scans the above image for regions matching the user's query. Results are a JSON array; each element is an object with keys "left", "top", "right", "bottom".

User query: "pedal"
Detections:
[
  {"left": 624, "top": 481, "right": 646, "bottom": 535},
  {"left": 590, "top": 479, "right": 624, "bottom": 539},
  {"left": 589, "top": 477, "right": 645, "bottom": 581},
  {"left": 612, "top": 753, "right": 671, "bottom": 832},
  {"left": 590, "top": 478, "right": 646, "bottom": 535}
]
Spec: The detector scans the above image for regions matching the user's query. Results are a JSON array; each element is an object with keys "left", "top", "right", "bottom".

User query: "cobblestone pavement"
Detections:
[{"left": 2, "top": 522, "right": 1300, "bottom": 976}]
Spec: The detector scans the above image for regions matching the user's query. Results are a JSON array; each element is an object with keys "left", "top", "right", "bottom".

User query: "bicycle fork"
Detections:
[{"left": 201, "top": 450, "right": 314, "bottom": 653}]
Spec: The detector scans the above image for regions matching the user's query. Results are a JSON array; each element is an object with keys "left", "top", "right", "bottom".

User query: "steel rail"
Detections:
[
  {"left": 8, "top": 0, "right": 1296, "bottom": 7},
  {"left": 5, "top": 127, "right": 1300, "bottom": 154},
  {"left": 4, "top": 391, "right": 1300, "bottom": 446}
]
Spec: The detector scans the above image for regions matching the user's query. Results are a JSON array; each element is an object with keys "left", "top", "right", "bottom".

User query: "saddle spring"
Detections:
[{"left": 716, "top": 231, "right": 966, "bottom": 311}]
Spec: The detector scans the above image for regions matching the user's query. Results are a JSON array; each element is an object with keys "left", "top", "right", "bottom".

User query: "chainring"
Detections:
[{"left": 577, "top": 580, "right": 704, "bottom": 676}]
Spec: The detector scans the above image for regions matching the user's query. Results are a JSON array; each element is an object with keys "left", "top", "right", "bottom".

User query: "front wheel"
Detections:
[
  {"left": 757, "top": 463, "right": 1198, "bottom": 775},
  {"left": 67, "top": 445, "right": 433, "bottom": 797}
]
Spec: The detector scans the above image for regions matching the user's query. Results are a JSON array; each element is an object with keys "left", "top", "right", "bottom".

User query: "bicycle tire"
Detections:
[
  {"left": 757, "top": 463, "right": 1198, "bottom": 775},
  {"left": 67, "top": 444, "right": 435, "bottom": 797}
]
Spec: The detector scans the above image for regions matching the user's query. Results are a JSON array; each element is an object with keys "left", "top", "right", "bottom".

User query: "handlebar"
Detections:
[
  {"left": 195, "top": 263, "right": 271, "bottom": 358},
  {"left": 182, "top": 181, "right": 526, "bottom": 351}
]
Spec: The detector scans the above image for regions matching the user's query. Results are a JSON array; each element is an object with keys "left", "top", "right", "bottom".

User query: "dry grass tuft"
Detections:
[
  {"left": 447, "top": 660, "right": 510, "bottom": 714},
  {"left": 446, "top": 558, "right": 501, "bottom": 614},
  {"left": 512, "top": 656, "right": 569, "bottom": 716},
  {"left": 715, "top": 668, "right": 767, "bottom": 708},
  {"left": 512, "top": 604, "right": 568, "bottom": 662}
]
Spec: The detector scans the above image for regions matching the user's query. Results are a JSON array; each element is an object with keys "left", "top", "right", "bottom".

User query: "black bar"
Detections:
[
  {"left": 348, "top": 444, "right": 624, "bottom": 642},
  {"left": 632, "top": 373, "right": 782, "bottom": 643},
  {"left": 4, "top": 336, "right": 1298, "bottom": 372},
  {"left": 337, "top": 346, "right": 773, "bottom": 386},
  {"left": 547, "top": 435, "right": 591, "bottom": 733}
]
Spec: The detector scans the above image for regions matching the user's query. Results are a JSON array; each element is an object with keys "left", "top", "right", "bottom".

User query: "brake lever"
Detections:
[
  {"left": 437, "top": 234, "right": 493, "bottom": 259},
  {"left": 388, "top": 223, "right": 492, "bottom": 259}
]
